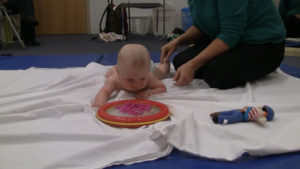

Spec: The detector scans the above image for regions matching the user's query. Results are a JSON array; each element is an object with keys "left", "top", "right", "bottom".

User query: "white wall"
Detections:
[{"left": 88, "top": 0, "right": 188, "bottom": 34}]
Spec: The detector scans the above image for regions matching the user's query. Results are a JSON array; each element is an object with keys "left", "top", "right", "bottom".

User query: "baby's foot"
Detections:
[
  {"left": 160, "top": 58, "right": 170, "bottom": 75},
  {"left": 154, "top": 59, "right": 170, "bottom": 79}
]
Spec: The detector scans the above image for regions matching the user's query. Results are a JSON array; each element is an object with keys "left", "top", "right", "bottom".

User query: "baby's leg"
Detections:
[{"left": 153, "top": 59, "right": 170, "bottom": 79}]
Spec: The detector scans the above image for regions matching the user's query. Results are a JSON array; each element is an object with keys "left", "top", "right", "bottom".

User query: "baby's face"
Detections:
[{"left": 118, "top": 67, "right": 150, "bottom": 92}]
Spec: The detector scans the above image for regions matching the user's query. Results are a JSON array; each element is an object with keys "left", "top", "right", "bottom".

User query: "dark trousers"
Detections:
[{"left": 173, "top": 38, "right": 284, "bottom": 89}]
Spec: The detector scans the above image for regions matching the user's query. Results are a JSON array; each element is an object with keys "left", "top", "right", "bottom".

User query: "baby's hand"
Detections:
[
  {"left": 135, "top": 91, "right": 150, "bottom": 99},
  {"left": 92, "top": 101, "right": 103, "bottom": 108}
]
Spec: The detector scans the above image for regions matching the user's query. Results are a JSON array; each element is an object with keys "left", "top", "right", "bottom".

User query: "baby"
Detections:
[{"left": 92, "top": 44, "right": 170, "bottom": 108}]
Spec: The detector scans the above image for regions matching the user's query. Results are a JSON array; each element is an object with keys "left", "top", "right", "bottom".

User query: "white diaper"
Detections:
[{"left": 150, "top": 60, "right": 154, "bottom": 73}]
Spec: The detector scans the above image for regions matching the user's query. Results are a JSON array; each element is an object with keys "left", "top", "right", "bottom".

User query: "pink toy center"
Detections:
[{"left": 107, "top": 102, "right": 160, "bottom": 117}]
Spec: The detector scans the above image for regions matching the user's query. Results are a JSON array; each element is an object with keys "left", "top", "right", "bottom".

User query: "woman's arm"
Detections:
[
  {"left": 173, "top": 38, "right": 230, "bottom": 86},
  {"left": 174, "top": 25, "right": 203, "bottom": 46},
  {"left": 160, "top": 25, "right": 203, "bottom": 63}
]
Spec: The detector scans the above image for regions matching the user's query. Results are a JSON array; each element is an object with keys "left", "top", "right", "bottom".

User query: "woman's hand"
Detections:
[
  {"left": 172, "top": 38, "right": 231, "bottom": 86},
  {"left": 160, "top": 26, "right": 204, "bottom": 64},
  {"left": 160, "top": 40, "right": 178, "bottom": 64},
  {"left": 173, "top": 62, "right": 197, "bottom": 86}
]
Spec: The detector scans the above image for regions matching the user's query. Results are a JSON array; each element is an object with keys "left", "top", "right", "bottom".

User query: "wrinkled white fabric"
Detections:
[{"left": 0, "top": 62, "right": 300, "bottom": 169}]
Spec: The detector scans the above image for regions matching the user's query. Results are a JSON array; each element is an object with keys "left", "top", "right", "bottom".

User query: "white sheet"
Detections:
[{"left": 1, "top": 62, "right": 300, "bottom": 169}]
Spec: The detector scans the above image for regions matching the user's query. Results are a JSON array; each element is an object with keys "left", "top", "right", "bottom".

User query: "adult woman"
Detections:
[{"left": 161, "top": 0, "right": 286, "bottom": 89}]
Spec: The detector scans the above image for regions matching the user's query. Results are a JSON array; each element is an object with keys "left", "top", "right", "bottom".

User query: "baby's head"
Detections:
[{"left": 117, "top": 44, "right": 151, "bottom": 92}]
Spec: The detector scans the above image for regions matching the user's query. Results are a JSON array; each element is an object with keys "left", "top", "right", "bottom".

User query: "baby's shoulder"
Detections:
[
  {"left": 106, "top": 73, "right": 122, "bottom": 90},
  {"left": 106, "top": 73, "right": 118, "bottom": 83}
]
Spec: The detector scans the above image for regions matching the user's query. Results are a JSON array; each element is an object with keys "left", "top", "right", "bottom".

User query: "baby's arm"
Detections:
[
  {"left": 92, "top": 78, "right": 117, "bottom": 108},
  {"left": 135, "top": 74, "right": 166, "bottom": 99}
]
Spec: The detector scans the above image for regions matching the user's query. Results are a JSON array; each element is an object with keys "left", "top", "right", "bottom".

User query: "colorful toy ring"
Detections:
[{"left": 96, "top": 99, "right": 171, "bottom": 128}]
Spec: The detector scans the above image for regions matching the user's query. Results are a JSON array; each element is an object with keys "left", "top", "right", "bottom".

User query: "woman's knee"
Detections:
[
  {"left": 202, "top": 68, "right": 245, "bottom": 89},
  {"left": 204, "top": 77, "right": 245, "bottom": 89}
]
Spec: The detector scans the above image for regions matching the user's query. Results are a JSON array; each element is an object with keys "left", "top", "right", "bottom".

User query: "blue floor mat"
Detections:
[
  {"left": 285, "top": 39, "right": 300, "bottom": 47},
  {"left": 0, "top": 54, "right": 103, "bottom": 70},
  {"left": 99, "top": 53, "right": 118, "bottom": 66},
  {"left": 280, "top": 64, "right": 300, "bottom": 78}
]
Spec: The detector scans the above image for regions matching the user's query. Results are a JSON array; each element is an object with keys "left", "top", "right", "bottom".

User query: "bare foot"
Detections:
[
  {"left": 161, "top": 58, "right": 170, "bottom": 75},
  {"left": 154, "top": 59, "right": 170, "bottom": 79}
]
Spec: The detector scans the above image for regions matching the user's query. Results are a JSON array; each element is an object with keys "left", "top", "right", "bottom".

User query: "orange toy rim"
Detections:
[{"left": 96, "top": 99, "right": 170, "bottom": 128}]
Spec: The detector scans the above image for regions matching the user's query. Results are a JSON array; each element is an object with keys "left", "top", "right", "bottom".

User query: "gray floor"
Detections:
[
  {"left": 0, "top": 34, "right": 167, "bottom": 56},
  {"left": 1, "top": 34, "right": 300, "bottom": 69}
]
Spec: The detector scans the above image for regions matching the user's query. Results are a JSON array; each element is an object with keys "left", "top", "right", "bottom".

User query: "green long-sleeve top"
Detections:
[
  {"left": 188, "top": 0, "right": 286, "bottom": 48},
  {"left": 279, "top": 0, "right": 300, "bottom": 18}
]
